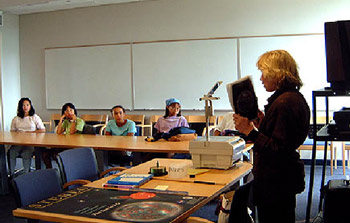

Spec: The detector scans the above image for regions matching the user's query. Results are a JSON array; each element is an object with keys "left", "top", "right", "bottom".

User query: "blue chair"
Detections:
[
  {"left": 12, "top": 169, "right": 62, "bottom": 208},
  {"left": 11, "top": 169, "right": 88, "bottom": 223},
  {"left": 57, "top": 147, "right": 126, "bottom": 189}
]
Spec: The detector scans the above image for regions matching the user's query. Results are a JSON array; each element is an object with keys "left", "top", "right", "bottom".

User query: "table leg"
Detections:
[
  {"left": 94, "top": 150, "right": 108, "bottom": 172},
  {"left": 318, "top": 141, "right": 328, "bottom": 211},
  {"left": 0, "top": 145, "right": 9, "bottom": 195},
  {"left": 305, "top": 141, "right": 317, "bottom": 223},
  {"left": 34, "top": 147, "right": 45, "bottom": 170}
]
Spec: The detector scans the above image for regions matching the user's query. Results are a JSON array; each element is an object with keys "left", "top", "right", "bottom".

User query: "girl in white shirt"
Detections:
[{"left": 9, "top": 98, "right": 45, "bottom": 175}]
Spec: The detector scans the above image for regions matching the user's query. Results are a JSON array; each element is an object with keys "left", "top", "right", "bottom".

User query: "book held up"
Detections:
[{"left": 226, "top": 76, "right": 258, "bottom": 120}]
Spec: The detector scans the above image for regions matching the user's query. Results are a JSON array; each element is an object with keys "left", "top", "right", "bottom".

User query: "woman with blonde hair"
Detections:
[{"left": 231, "top": 50, "right": 310, "bottom": 223}]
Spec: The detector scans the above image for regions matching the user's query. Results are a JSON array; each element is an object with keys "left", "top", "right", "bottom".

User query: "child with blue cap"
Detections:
[{"left": 154, "top": 98, "right": 189, "bottom": 134}]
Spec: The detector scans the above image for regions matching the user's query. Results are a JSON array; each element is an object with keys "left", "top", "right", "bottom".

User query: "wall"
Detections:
[
  {"left": 19, "top": 0, "right": 350, "bottom": 123},
  {"left": 0, "top": 13, "right": 20, "bottom": 131},
  {"left": 15, "top": 0, "right": 350, "bottom": 161}
]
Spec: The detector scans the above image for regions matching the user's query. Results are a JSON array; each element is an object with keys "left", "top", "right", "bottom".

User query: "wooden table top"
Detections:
[
  {"left": 89, "top": 159, "right": 252, "bottom": 196},
  {"left": 0, "top": 131, "right": 190, "bottom": 153},
  {"left": 94, "top": 158, "right": 252, "bottom": 188},
  {"left": 13, "top": 159, "right": 252, "bottom": 223},
  {"left": 0, "top": 131, "right": 253, "bottom": 154}
]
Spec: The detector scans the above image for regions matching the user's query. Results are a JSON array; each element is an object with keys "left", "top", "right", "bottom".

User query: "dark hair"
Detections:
[
  {"left": 164, "top": 106, "right": 182, "bottom": 118},
  {"left": 111, "top": 105, "right": 125, "bottom": 114},
  {"left": 17, "top": 97, "right": 35, "bottom": 118},
  {"left": 61, "top": 103, "right": 77, "bottom": 116}
]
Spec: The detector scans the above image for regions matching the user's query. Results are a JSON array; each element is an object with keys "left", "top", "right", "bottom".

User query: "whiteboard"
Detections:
[
  {"left": 132, "top": 39, "right": 238, "bottom": 110},
  {"left": 45, "top": 45, "right": 132, "bottom": 109},
  {"left": 239, "top": 35, "right": 330, "bottom": 110}
]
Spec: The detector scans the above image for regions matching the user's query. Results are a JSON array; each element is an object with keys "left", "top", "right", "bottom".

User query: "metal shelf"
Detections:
[
  {"left": 306, "top": 88, "right": 350, "bottom": 223},
  {"left": 315, "top": 125, "right": 350, "bottom": 141}
]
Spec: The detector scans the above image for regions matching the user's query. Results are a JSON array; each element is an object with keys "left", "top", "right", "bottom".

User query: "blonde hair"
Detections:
[{"left": 257, "top": 50, "right": 303, "bottom": 90}]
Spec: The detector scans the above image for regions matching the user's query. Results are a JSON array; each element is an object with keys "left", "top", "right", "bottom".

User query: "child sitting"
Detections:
[{"left": 154, "top": 98, "right": 189, "bottom": 134}]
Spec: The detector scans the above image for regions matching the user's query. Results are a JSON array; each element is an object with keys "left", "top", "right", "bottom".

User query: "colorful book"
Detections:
[
  {"left": 107, "top": 173, "right": 153, "bottom": 186},
  {"left": 102, "top": 183, "right": 137, "bottom": 189}
]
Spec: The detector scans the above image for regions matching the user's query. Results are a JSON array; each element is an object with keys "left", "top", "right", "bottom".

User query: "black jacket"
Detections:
[{"left": 248, "top": 89, "right": 310, "bottom": 205}]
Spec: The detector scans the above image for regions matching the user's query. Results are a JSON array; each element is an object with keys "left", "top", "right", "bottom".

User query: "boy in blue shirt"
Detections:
[
  {"left": 106, "top": 105, "right": 136, "bottom": 136},
  {"left": 106, "top": 105, "right": 136, "bottom": 166}
]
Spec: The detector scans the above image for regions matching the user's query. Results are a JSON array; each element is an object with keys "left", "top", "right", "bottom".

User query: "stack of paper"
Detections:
[{"left": 103, "top": 173, "right": 153, "bottom": 189}]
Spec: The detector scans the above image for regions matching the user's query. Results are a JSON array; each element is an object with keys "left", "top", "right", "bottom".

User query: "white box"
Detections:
[{"left": 189, "top": 136, "right": 245, "bottom": 169}]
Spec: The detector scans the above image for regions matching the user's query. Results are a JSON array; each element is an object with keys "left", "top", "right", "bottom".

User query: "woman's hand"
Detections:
[
  {"left": 60, "top": 114, "right": 66, "bottom": 122},
  {"left": 252, "top": 110, "right": 264, "bottom": 129},
  {"left": 57, "top": 114, "right": 66, "bottom": 134},
  {"left": 233, "top": 114, "right": 255, "bottom": 136}
]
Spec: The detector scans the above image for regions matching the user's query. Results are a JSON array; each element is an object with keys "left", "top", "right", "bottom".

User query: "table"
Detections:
[
  {"left": 0, "top": 132, "right": 253, "bottom": 195},
  {"left": 0, "top": 132, "right": 190, "bottom": 152},
  {"left": 13, "top": 158, "right": 252, "bottom": 223},
  {"left": 0, "top": 132, "right": 189, "bottom": 195}
]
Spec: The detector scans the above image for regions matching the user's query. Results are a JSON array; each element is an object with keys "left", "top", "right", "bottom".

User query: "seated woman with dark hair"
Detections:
[
  {"left": 42, "top": 102, "right": 85, "bottom": 168},
  {"left": 9, "top": 97, "right": 45, "bottom": 175},
  {"left": 56, "top": 102, "right": 85, "bottom": 135}
]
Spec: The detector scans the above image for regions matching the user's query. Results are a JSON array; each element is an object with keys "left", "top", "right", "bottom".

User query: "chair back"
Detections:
[
  {"left": 50, "top": 113, "right": 62, "bottom": 132},
  {"left": 149, "top": 115, "right": 162, "bottom": 135},
  {"left": 57, "top": 148, "right": 99, "bottom": 188},
  {"left": 217, "top": 115, "right": 224, "bottom": 125},
  {"left": 124, "top": 114, "right": 145, "bottom": 136},
  {"left": 124, "top": 114, "right": 145, "bottom": 125},
  {"left": 82, "top": 124, "right": 98, "bottom": 135},
  {"left": 81, "top": 114, "right": 108, "bottom": 125},
  {"left": 42, "top": 121, "right": 52, "bottom": 132},
  {"left": 81, "top": 114, "right": 108, "bottom": 134},
  {"left": 185, "top": 115, "right": 217, "bottom": 136},
  {"left": 11, "top": 169, "right": 62, "bottom": 207}
]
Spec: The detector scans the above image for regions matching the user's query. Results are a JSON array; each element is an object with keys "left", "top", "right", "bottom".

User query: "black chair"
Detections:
[
  {"left": 82, "top": 124, "right": 98, "bottom": 134},
  {"left": 186, "top": 115, "right": 217, "bottom": 136},
  {"left": 81, "top": 114, "right": 108, "bottom": 134},
  {"left": 57, "top": 147, "right": 126, "bottom": 189}
]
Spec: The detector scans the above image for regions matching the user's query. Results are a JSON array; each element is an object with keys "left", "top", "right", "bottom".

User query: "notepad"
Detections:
[{"left": 187, "top": 168, "right": 209, "bottom": 176}]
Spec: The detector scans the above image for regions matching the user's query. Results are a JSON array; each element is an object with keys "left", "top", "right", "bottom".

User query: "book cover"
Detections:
[
  {"left": 24, "top": 187, "right": 205, "bottom": 223},
  {"left": 226, "top": 76, "right": 258, "bottom": 120},
  {"left": 102, "top": 183, "right": 136, "bottom": 189},
  {"left": 107, "top": 173, "right": 153, "bottom": 186}
]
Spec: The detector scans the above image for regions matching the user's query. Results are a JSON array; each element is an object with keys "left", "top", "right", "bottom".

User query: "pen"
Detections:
[{"left": 193, "top": 181, "right": 216, "bottom": 185}]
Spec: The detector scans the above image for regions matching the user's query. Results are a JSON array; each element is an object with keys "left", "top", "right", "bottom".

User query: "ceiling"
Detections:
[{"left": 0, "top": 0, "right": 154, "bottom": 15}]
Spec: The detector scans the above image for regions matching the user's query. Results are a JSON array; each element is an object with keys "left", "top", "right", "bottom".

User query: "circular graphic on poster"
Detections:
[
  {"left": 130, "top": 192, "right": 156, "bottom": 199},
  {"left": 110, "top": 201, "right": 182, "bottom": 222}
]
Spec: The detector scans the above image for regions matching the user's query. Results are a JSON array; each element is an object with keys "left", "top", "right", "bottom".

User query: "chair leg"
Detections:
[
  {"left": 334, "top": 145, "right": 337, "bottom": 169},
  {"left": 330, "top": 142, "right": 333, "bottom": 176},
  {"left": 342, "top": 142, "right": 346, "bottom": 175}
]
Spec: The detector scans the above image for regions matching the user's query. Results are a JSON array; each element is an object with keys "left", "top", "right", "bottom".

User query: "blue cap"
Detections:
[{"left": 166, "top": 98, "right": 180, "bottom": 106}]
